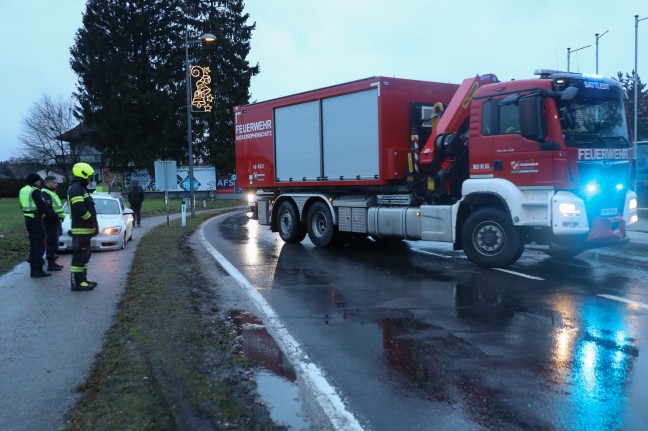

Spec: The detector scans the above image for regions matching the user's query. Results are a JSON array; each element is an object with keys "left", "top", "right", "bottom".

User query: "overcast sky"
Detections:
[{"left": 0, "top": 0, "right": 646, "bottom": 161}]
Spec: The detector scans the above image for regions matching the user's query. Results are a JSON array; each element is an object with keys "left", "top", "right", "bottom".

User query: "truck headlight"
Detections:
[
  {"left": 247, "top": 193, "right": 256, "bottom": 204},
  {"left": 559, "top": 202, "right": 580, "bottom": 216},
  {"left": 629, "top": 198, "right": 638, "bottom": 210}
]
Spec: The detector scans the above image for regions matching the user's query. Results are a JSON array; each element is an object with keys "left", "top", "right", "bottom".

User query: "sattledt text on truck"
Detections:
[{"left": 235, "top": 71, "right": 638, "bottom": 268}]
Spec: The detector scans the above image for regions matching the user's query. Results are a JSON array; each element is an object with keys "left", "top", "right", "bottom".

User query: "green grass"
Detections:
[
  {"left": 64, "top": 211, "right": 281, "bottom": 430},
  {"left": 0, "top": 198, "right": 28, "bottom": 275},
  {"left": 0, "top": 196, "right": 244, "bottom": 275}
]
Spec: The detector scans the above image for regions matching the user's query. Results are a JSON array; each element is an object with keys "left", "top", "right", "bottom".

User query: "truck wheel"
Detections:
[
  {"left": 277, "top": 201, "right": 306, "bottom": 243},
  {"left": 461, "top": 208, "right": 523, "bottom": 268},
  {"left": 307, "top": 201, "right": 336, "bottom": 247}
]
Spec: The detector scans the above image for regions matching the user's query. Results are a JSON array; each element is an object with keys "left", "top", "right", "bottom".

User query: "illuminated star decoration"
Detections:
[{"left": 191, "top": 66, "right": 214, "bottom": 112}]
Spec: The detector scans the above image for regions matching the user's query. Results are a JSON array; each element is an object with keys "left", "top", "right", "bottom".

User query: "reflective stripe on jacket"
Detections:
[
  {"left": 42, "top": 188, "right": 65, "bottom": 220},
  {"left": 67, "top": 179, "right": 97, "bottom": 235},
  {"left": 19, "top": 185, "right": 38, "bottom": 218}
]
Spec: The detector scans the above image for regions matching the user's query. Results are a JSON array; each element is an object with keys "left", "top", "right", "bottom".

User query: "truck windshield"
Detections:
[{"left": 558, "top": 98, "right": 630, "bottom": 148}]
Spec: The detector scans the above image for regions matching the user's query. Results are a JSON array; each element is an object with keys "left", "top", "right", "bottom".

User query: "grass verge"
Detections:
[{"left": 64, "top": 210, "right": 284, "bottom": 430}]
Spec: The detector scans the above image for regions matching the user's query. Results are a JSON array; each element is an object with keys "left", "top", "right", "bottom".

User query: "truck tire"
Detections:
[
  {"left": 306, "top": 201, "right": 336, "bottom": 247},
  {"left": 461, "top": 208, "right": 524, "bottom": 268},
  {"left": 277, "top": 201, "right": 306, "bottom": 243}
]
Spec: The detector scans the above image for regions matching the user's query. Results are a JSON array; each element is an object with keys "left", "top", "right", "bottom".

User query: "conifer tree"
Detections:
[
  {"left": 70, "top": 0, "right": 258, "bottom": 174},
  {"left": 616, "top": 71, "right": 648, "bottom": 141},
  {"left": 71, "top": 0, "right": 187, "bottom": 169}
]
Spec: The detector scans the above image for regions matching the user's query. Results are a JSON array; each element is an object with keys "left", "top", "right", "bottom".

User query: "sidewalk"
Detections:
[{"left": 0, "top": 212, "right": 193, "bottom": 431}]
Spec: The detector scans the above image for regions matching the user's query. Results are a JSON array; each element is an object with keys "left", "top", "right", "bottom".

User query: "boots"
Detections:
[
  {"left": 47, "top": 258, "right": 63, "bottom": 272},
  {"left": 84, "top": 269, "right": 98, "bottom": 287},
  {"left": 71, "top": 272, "right": 94, "bottom": 291},
  {"left": 30, "top": 263, "right": 52, "bottom": 278}
]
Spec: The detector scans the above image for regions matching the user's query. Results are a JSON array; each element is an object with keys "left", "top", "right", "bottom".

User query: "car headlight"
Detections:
[
  {"left": 247, "top": 192, "right": 256, "bottom": 204},
  {"left": 103, "top": 227, "right": 122, "bottom": 235},
  {"left": 559, "top": 202, "right": 580, "bottom": 216}
]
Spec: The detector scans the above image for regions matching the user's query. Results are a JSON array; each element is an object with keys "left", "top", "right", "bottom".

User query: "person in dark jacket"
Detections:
[
  {"left": 68, "top": 163, "right": 98, "bottom": 291},
  {"left": 41, "top": 176, "right": 66, "bottom": 271},
  {"left": 19, "top": 173, "right": 56, "bottom": 278},
  {"left": 127, "top": 181, "right": 145, "bottom": 227}
]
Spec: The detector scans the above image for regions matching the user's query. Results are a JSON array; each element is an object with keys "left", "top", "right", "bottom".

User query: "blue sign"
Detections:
[{"left": 180, "top": 176, "right": 201, "bottom": 192}]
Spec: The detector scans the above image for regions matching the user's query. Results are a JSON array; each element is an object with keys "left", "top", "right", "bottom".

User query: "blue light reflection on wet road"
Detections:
[
  {"left": 549, "top": 296, "right": 642, "bottom": 430},
  {"left": 209, "top": 211, "right": 648, "bottom": 430}
]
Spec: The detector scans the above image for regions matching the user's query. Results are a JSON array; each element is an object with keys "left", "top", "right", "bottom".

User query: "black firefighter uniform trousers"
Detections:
[{"left": 71, "top": 234, "right": 93, "bottom": 282}]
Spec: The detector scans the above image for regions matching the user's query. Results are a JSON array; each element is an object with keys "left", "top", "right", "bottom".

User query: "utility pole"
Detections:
[{"left": 595, "top": 30, "right": 608, "bottom": 74}]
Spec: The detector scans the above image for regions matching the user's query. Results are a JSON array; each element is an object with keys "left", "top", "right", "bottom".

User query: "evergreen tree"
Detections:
[
  {"left": 70, "top": 0, "right": 186, "bottom": 169},
  {"left": 616, "top": 71, "right": 648, "bottom": 141},
  {"left": 70, "top": 0, "right": 258, "bottom": 174}
]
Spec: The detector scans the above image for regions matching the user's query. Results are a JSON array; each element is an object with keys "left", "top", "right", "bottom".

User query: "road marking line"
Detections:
[
  {"left": 413, "top": 249, "right": 467, "bottom": 259},
  {"left": 493, "top": 268, "right": 545, "bottom": 280},
  {"left": 414, "top": 249, "right": 452, "bottom": 258},
  {"left": 200, "top": 229, "right": 365, "bottom": 431},
  {"left": 598, "top": 294, "right": 648, "bottom": 310}
]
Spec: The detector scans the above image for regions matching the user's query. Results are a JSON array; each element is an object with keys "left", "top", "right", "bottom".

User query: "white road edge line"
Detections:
[
  {"left": 493, "top": 268, "right": 545, "bottom": 280},
  {"left": 598, "top": 294, "right": 648, "bottom": 310},
  {"left": 200, "top": 230, "right": 365, "bottom": 431},
  {"left": 413, "top": 249, "right": 452, "bottom": 258}
]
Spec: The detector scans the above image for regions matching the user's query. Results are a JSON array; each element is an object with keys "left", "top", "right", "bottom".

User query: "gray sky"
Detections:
[{"left": 0, "top": 0, "right": 646, "bottom": 161}]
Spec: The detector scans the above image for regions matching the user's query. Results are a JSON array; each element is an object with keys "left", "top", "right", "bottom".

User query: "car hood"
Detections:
[
  {"left": 98, "top": 214, "right": 122, "bottom": 222},
  {"left": 61, "top": 214, "right": 127, "bottom": 230}
]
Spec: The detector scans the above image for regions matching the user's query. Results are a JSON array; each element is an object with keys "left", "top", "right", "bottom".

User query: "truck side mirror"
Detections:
[
  {"left": 519, "top": 96, "right": 547, "bottom": 142},
  {"left": 561, "top": 86, "right": 579, "bottom": 101}
]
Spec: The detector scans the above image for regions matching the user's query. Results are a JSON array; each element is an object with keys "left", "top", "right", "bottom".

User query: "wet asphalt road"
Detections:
[{"left": 203, "top": 211, "right": 648, "bottom": 431}]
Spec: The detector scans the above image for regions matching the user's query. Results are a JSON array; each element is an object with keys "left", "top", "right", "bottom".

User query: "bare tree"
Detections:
[{"left": 19, "top": 94, "right": 79, "bottom": 182}]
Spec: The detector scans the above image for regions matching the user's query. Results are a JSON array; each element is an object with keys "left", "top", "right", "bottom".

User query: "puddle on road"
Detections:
[{"left": 230, "top": 310, "right": 310, "bottom": 430}]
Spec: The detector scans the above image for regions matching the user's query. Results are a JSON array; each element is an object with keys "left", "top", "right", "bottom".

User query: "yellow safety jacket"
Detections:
[
  {"left": 42, "top": 188, "right": 66, "bottom": 221},
  {"left": 19, "top": 185, "right": 39, "bottom": 219}
]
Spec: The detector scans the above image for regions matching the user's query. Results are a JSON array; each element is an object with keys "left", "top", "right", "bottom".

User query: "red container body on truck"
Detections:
[{"left": 235, "top": 71, "right": 638, "bottom": 267}]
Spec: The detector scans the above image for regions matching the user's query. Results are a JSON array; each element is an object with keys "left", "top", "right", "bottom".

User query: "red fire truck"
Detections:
[{"left": 235, "top": 71, "right": 638, "bottom": 267}]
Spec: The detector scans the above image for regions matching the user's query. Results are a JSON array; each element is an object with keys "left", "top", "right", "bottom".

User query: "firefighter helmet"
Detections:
[{"left": 72, "top": 162, "right": 94, "bottom": 180}]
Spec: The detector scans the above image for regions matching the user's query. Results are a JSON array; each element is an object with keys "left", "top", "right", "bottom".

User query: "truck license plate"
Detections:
[{"left": 601, "top": 207, "right": 618, "bottom": 216}]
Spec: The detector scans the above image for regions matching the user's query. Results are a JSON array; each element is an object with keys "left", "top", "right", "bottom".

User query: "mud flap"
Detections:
[{"left": 586, "top": 216, "right": 626, "bottom": 243}]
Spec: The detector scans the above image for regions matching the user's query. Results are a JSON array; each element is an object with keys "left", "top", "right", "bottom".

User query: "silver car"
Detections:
[{"left": 58, "top": 192, "right": 135, "bottom": 251}]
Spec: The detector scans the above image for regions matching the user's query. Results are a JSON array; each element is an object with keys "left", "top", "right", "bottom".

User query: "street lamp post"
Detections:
[
  {"left": 595, "top": 30, "right": 609, "bottom": 74},
  {"left": 635, "top": 15, "right": 647, "bottom": 156},
  {"left": 185, "top": 26, "right": 216, "bottom": 217},
  {"left": 567, "top": 44, "right": 591, "bottom": 72}
]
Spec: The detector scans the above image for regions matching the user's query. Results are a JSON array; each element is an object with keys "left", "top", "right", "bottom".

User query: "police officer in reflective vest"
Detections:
[
  {"left": 19, "top": 173, "right": 54, "bottom": 278},
  {"left": 67, "top": 163, "right": 98, "bottom": 291},
  {"left": 41, "top": 175, "right": 66, "bottom": 271}
]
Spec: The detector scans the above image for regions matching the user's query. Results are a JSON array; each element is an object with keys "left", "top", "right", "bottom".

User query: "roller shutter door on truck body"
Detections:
[
  {"left": 274, "top": 88, "right": 379, "bottom": 182},
  {"left": 275, "top": 100, "right": 320, "bottom": 181},
  {"left": 322, "top": 89, "right": 379, "bottom": 180}
]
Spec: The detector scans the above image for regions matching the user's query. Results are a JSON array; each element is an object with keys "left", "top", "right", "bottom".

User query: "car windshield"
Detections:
[
  {"left": 558, "top": 98, "right": 630, "bottom": 148},
  {"left": 94, "top": 199, "right": 121, "bottom": 215}
]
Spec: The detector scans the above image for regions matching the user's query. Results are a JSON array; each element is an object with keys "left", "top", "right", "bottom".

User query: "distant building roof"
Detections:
[{"left": 56, "top": 123, "right": 94, "bottom": 142}]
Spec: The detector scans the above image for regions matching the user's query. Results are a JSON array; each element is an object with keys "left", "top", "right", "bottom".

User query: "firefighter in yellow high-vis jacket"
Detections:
[{"left": 67, "top": 163, "right": 98, "bottom": 291}]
